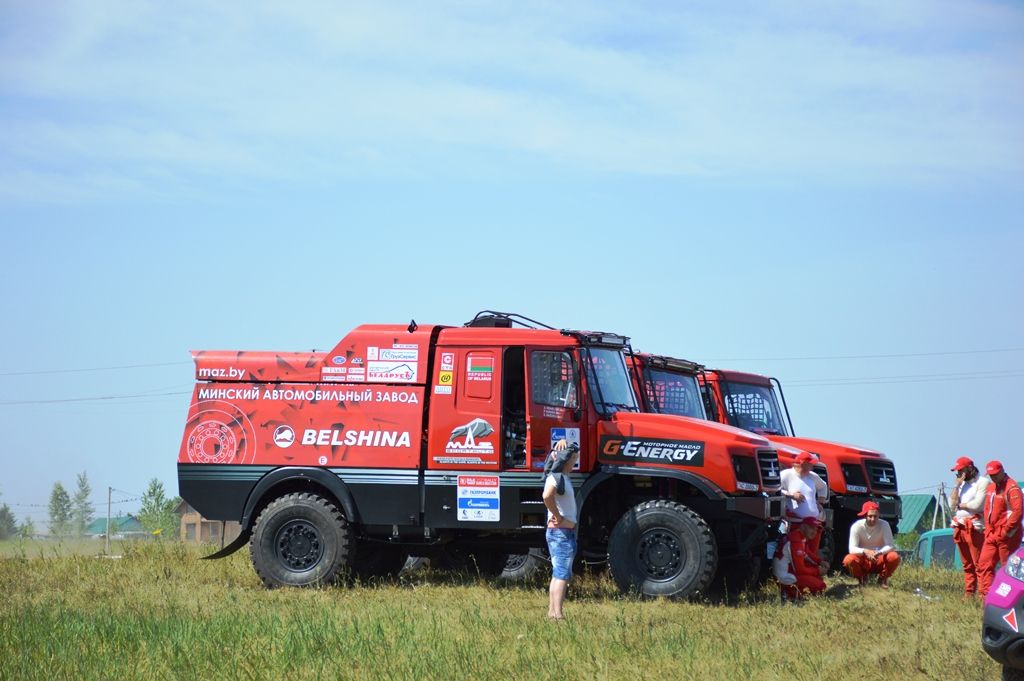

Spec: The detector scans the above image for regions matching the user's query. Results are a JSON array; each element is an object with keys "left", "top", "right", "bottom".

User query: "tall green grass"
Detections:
[{"left": 0, "top": 542, "right": 1000, "bottom": 680}]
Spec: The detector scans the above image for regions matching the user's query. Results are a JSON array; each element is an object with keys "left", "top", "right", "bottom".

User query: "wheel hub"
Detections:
[
  {"left": 637, "top": 529, "right": 683, "bottom": 581},
  {"left": 275, "top": 519, "right": 324, "bottom": 572}
]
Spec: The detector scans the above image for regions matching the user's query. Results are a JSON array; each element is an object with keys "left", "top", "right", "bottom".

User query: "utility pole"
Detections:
[{"left": 106, "top": 487, "right": 111, "bottom": 556}]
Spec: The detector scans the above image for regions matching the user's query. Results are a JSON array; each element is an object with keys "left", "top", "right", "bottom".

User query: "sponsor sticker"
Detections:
[
  {"left": 996, "top": 582, "right": 1011, "bottom": 597},
  {"left": 331, "top": 356, "right": 346, "bottom": 365},
  {"left": 457, "top": 475, "right": 499, "bottom": 522},
  {"left": 393, "top": 343, "right": 418, "bottom": 349},
  {"left": 438, "top": 370, "right": 453, "bottom": 386},
  {"left": 367, "top": 361, "right": 417, "bottom": 382},
  {"left": 379, "top": 348, "right": 418, "bottom": 362},
  {"left": 434, "top": 385, "right": 453, "bottom": 395},
  {"left": 445, "top": 418, "right": 495, "bottom": 455},
  {"left": 467, "top": 356, "right": 493, "bottom": 382},
  {"left": 351, "top": 357, "right": 363, "bottom": 365},
  {"left": 301, "top": 429, "right": 412, "bottom": 448},
  {"left": 847, "top": 485, "right": 868, "bottom": 493},
  {"left": 273, "top": 425, "right": 296, "bottom": 448},
  {"left": 440, "top": 352, "right": 455, "bottom": 371},
  {"left": 1004, "top": 609, "right": 1019, "bottom": 633},
  {"left": 599, "top": 436, "right": 705, "bottom": 466},
  {"left": 322, "top": 367, "right": 347, "bottom": 374},
  {"left": 550, "top": 427, "right": 581, "bottom": 470},
  {"left": 367, "top": 347, "right": 379, "bottom": 360},
  {"left": 737, "top": 482, "right": 759, "bottom": 492}
]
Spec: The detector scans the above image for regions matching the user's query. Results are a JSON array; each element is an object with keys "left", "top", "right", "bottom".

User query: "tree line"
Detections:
[{"left": 0, "top": 473, "right": 181, "bottom": 540}]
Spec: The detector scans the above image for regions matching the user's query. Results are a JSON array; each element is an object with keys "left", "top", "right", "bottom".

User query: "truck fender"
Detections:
[
  {"left": 242, "top": 466, "right": 360, "bottom": 528},
  {"left": 203, "top": 467, "right": 360, "bottom": 561},
  {"left": 577, "top": 464, "right": 726, "bottom": 516}
]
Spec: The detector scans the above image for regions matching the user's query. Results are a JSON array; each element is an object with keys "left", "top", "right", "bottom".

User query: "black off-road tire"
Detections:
[
  {"left": 401, "top": 556, "right": 430, "bottom": 574},
  {"left": 608, "top": 500, "right": 717, "bottom": 599},
  {"left": 1003, "top": 666, "right": 1024, "bottom": 681},
  {"left": 711, "top": 554, "right": 764, "bottom": 596},
  {"left": 500, "top": 548, "right": 548, "bottom": 582},
  {"left": 437, "top": 546, "right": 507, "bottom": 578},
  {"left": 818, "top": 527, "right": 836, "bottom": 569},
  {"left": 249, "top": 492, "right": 353, "bottom": 588},
  {"left": 352, "top": 543, "right": 408, "bottom": 580}
]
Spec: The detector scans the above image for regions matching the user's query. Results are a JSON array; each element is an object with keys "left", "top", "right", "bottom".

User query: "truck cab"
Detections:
[
  {"left": 178, "top": 312, "right": 783, "bottom": 598},
  {"left": 699, "top": 368, "right": 901, "bottom": 560}
]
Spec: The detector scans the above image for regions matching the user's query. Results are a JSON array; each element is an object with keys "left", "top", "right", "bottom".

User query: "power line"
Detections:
[
  {"left": 0, "top": 361, "right": 192, "bottom": 377},
  {"left": 786, "top": 370, "right": 1024, "bottom": 388},
  {"left": 703, "top": 347, "right": 1024, "bottom": 362},
  {"left": 0, "top": 390, "right": 190, "bottom": 405}
]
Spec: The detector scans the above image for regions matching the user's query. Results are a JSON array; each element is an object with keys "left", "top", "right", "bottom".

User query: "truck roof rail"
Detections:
[{"left": 464, "top": 310, "right": 556, "bottom": 330}]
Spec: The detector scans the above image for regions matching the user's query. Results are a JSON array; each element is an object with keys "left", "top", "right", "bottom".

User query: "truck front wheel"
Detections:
[
  {"left": 608, "top": 500, "right": 717, "bottom": 598},
  {"left": 249, "top": 492, "right": 353, "bottom": 588}
]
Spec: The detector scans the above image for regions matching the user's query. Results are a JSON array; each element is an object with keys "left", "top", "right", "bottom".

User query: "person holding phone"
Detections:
[{"left": 948, "top": 456, "right": 989, "bottom": 598}]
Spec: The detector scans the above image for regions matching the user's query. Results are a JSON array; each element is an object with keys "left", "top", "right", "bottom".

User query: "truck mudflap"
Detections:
[
  {"left": 726, "top": 494, "right": 785, "bottom": 520},
  {"left": 202, "top": 528, "right": 252, "bottom": 560}
]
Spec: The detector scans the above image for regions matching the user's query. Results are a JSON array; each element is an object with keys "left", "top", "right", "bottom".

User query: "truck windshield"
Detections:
[
  {"left": 720, "top": 381, "right": 791, "bottom": 436},
  {"left": 584, "top": 347, "right": 639, "bottom": 417},
  {"left": 642, "top": 369, "right": 706, "bottom": 419}
]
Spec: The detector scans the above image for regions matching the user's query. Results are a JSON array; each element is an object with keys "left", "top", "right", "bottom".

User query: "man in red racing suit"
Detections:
[
  {"left": 978, "top": 460, "right": 1023, "bottom": 598},
  {"left": 774, "top": 516, "right": 828, "bottom": 601}
]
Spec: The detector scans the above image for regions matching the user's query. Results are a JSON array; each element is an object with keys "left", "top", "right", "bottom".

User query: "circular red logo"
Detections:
[{"left": 187, "top": 421, "right": 238, "bottom": 464}]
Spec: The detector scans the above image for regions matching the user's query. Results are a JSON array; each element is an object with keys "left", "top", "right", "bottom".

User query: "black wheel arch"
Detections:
[
  {"left": 577, "top": 465, "right": 725, "bottom": 519},
  {"left": 243, "top": 467, "right": 359, "bottom": 529},
  {"left": 204, "top": 467, "right": 360, "bottom": 560}
]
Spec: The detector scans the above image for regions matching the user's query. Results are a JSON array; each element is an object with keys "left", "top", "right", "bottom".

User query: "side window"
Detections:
[{"left": 530, "top": 351, "right": 578, "bottom": 408}]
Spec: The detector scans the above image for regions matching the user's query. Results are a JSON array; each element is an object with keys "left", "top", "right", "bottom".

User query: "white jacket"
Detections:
[{"left": 949, "top": 475, "right": 990, "bottom": 530}]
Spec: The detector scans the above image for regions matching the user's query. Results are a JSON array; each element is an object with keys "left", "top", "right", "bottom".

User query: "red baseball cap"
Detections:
[
  {"left": 858, "top": 501, "right": 880, "bottom": 517},
  {"left": 986, "top": 460, "right": 1004, "bottom": 475},
  {"left": 950, "top": 456, "right": 974, "bottom": 472},
  {"left": 795, "top": 452, "right": 816, "bottom": 465}
]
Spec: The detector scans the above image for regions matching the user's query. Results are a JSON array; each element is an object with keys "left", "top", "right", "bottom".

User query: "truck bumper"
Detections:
[{"left": 726, "top": 494, "right": 785, "bottom": 520}]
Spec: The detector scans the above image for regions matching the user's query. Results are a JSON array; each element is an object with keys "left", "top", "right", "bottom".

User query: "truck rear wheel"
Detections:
[
  {"left": 500, "top": 548, "right": 548, "bottom": 582},
  {"left": 437, "top": 547, "right": 507, "bottom": 577},
  {"left": 353, "top": 543, "right": 408, "bottom": 580},
  {"left": 818, "top": 527, "right": 836, "bottom": 569},
  {"left": 249, "top": 492, "right": 353, "bottom": 588},
  {"left": 608, "top": 500, "right": 717, "bottom": 599}
]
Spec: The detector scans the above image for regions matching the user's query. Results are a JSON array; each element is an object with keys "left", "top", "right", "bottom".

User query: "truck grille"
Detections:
[
  {"left": 841, "top": 463, "right": 869, "bottom": 493},
  {"left": 866, "top": 460, "right": 898, "bottom": 493},
  {"left": 757, "top": 449, "right": 781, "bottom": 490},
  {"left": 732, "top": 455, "right": 761, "bottom": 492},
  {"left": 813, "top": 463, "right": 829, "bottom": 487}
]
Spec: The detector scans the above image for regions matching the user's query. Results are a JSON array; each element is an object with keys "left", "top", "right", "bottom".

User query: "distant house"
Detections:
[
  {"left": 86, "top": 515, "right": 147, "bottom": 539},
  {"left": 898, "top": 483, "right": 1024, "bottom": 535},
  {"left": 175, "top": 500, "right": 241, "bottom": 547}
]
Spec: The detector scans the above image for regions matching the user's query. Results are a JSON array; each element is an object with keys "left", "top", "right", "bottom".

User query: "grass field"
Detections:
[{"left": 0, "top": 540, "right": 999, "bottom": 680}]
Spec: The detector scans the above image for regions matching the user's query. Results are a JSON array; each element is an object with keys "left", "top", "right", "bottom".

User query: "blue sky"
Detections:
[{"left": 1, "top": 1, "right": 1022, "bottom": 525}]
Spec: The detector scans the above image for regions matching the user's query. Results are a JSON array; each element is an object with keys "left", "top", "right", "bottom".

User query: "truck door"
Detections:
[{"left": 524, "top": 348, "right": 586, "bottom": 472}]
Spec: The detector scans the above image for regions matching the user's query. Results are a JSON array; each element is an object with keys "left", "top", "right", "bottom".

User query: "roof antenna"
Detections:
[{"left": 407, "top": 319, "right": 418, "bottom": 333}]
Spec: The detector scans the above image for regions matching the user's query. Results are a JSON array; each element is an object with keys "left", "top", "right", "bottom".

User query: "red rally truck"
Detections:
[
  {"left": 178, "top": 312, "right": 784, "bottom": 597},
  {"left": 699, "top": 369, "right": 901, "bottom": 561},
  {"left": 629, "top": 354, "right": 837, "bottom": 560}
]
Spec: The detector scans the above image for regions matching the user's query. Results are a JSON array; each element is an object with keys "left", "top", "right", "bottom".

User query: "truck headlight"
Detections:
[{"left": 1007, "top": 554, "right": 1024, "bottom": 582}]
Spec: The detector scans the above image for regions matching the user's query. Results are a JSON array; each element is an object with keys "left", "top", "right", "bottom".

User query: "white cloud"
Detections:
[{"left": 1, "top": 0, "right": 1021, "bottom": 201}]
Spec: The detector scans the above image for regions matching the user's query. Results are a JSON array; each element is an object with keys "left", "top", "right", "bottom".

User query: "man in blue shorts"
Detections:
[{"left": 543, "top": 440, "right": 579, "bottom": 620}]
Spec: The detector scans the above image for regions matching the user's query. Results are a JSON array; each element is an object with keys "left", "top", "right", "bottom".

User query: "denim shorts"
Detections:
[{"left": 546, "top": 528, "right": 577, "bottom": 580}]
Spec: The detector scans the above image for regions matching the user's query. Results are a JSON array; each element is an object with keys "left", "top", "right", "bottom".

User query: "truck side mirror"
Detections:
[{"left": 572, "top": 407, "right": 582, "bottom": 422}]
